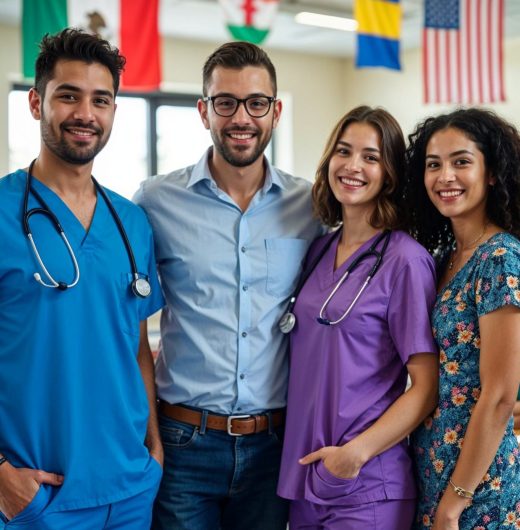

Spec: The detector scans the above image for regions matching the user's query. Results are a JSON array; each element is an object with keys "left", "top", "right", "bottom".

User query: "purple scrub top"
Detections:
[{"left": 278, "top": 230, "right": 437, "bottom": 506}]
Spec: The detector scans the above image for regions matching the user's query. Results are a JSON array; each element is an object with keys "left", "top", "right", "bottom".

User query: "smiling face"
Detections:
[
  {"left": 29, "top": 59, "right": 116, "bottom": 165},
  {"left": 198, "top": 65, "right": 281, "bottom": 169},
  {"left": 424, "top": 127, "right": 493, "bottom": 222},
  {"left": 327, "top": 122, "right": 385, "bottom": 220}
]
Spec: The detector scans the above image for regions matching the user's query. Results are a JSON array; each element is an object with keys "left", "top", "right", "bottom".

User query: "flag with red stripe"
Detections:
[{"left": 423, "top": 0, "right": 505, "bottom": 104}]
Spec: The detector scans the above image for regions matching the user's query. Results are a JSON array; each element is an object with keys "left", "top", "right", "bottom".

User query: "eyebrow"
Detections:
[
  {"left": 55, "top": 83, "right": 114, "bottom": 99},
  {"left": 336, "top": 140, "right": 380, "bottom": 153},
  {"left": 425, "top": 149, "right": 474, "bottom": 159},
  {"left": 211, "top": 92, "right": 271, "bottom": 98}
]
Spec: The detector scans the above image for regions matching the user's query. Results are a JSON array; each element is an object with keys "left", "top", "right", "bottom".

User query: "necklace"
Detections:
[{"left": 448, "top": 222, "right": 490, "bottom": 270}]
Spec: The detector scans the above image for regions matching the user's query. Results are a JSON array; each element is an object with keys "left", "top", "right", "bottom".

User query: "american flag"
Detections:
[{"left": 423, "top": 0, "right": 505, "bottom": 104}]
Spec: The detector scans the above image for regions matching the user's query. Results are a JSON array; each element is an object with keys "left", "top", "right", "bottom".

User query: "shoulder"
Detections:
[
  {"left": 133, "top": 165, "right": 194, "bottom": 208},
  {"left": 101, "top": 186, "right": 150, "bottom": 227},
  {"left": 273, "top": 167, "right": 313, "bottom": 195},
  {"left": 387, "top": 230, "right": 435, "bottom": 265},
  {"left": 474, "top": 232, "right": 520, "bottom": 274}
]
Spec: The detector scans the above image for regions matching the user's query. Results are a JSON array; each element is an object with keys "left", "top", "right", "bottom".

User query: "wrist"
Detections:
[{"left": 341, "top": 438, "right": 369, "bottom": 468}]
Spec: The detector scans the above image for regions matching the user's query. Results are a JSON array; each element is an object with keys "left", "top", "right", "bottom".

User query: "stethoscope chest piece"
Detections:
[
  {"left": 279, "top": 312, "right": 296, "bottom": 334},
  {"left": 132, "top": 277, "right": 151, "bottom": 298}
]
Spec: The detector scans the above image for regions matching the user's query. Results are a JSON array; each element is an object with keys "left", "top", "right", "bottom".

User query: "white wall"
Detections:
[
  {"left": 342, "top": 36, "right": 520, "bottom": 140},
  {"left": 2, "top": 21, "right": 520, "bottom": 181}
]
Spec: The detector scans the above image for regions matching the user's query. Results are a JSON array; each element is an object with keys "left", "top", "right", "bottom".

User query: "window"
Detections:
[{"left": 9, "top": 87, "right": 276, "bottom": 199}]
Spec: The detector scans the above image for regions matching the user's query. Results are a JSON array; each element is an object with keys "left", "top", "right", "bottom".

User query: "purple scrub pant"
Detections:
[{"left": 289, "top": 498, "right": 415, "bottom": 530}]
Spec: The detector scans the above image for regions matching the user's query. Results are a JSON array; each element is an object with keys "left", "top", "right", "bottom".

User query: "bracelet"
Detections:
[
  {"left": 0, "top": 456, "right": 7, "bottom": 467},
  {"left": 449, "top": 479, "right": 474, "bottom": 499}
]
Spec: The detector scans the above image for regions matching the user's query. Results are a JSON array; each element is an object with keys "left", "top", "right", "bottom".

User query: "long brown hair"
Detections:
[{"left": 312, "top": 105, "right": 406, "bottom": 229}]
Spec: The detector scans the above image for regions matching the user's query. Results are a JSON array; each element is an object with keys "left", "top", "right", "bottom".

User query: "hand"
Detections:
[
  {"left": 431, "top": 491, "right": 467, "bottom": 530},
  {"left": 431, "top": 511, "right": 460, "bottom": 530},
  {"left": 0, "top": 463, "right": 63, "bottom": 520},
  {"left": 298, "top": 442, "right": 366, "bottom": 479},
  {"left": 148, "top": 443, "right": 164, "bottom": 469}
]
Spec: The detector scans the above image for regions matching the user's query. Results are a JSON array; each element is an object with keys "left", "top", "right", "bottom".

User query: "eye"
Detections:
[
  {"left": 214, "top": 97, "right": 235, "bottom": 109},
  {"left": 248, "top": 98, "right": 269, "bottom": 109},
  {"left": 454, "top": 158, "right": 470, "bottom": 166},
  {"left": 365, "top": 154, "right": 379, "bottom": 162},
  {"left": 426, "top": 161, "right": 440, "bottom": 169},
  {"left": 93, "top": 97, "right": 111, "bottom": 106},
  {"left": 59, "top": 94, "right": 77, "bottom": 102}
]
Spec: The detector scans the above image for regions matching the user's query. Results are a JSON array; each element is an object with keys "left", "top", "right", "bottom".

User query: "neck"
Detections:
[
  {"left": 30, "top": 149, "right": 95, "bottom": 196},
  {"left": 208, "top": 149, "right": 266, "bottom": 210},
  {"left": 340, "top": 207, "right": 379, "bottom": 247},
  {"left": 451, "top": 215, "right": 490, "bottom": 251}
]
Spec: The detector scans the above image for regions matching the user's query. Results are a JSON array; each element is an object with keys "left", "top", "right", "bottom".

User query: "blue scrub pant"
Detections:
[
  {"left": 152, "top": 411, "right": 288, "bottom": 530},
  {"left": 289, "top": 498, "right": 415, "bottom": 530},
  {"left": 0, "top": 479, "right": 159, "bottom": 530}
]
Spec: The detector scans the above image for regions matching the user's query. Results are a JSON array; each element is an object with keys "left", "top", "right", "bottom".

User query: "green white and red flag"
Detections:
[
  {"left": 22, "top": 0, "right": 161, "bottom": 91},
  {"left": 219, "top": 0, "right": 280, "bottom": 44}
]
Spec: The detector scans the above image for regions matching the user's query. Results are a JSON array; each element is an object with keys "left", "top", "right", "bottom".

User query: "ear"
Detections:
[
  {"left": 272, "top": 98, "right": 282, "bottom": 129},
  {"left": 197, "top": 98, "right": 210, "bottom": 130},
  {"left": 28, "top": 88, "right": 42, "bottom": 120},
  {"left": 488, "top": 173, "right": 496, "bottom": 186}
]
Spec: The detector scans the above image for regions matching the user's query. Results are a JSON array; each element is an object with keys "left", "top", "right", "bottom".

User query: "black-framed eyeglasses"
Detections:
[{"left": 203, "top": 95, "right": 276, "bottom": 118}]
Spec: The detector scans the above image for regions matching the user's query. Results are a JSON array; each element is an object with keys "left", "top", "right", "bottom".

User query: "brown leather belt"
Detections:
[{"left": 158, "top": 401, "right": 285, "bottom": 436}]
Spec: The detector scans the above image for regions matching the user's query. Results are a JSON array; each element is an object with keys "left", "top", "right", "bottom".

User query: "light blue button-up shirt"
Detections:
[{"left": 134, "top": 148, "right": 322, "bottom": 414}]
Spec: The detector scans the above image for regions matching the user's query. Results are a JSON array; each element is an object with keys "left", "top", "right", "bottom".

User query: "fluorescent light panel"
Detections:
[{"left": 295, "top": 12, "right": 358, "bottom": 32}]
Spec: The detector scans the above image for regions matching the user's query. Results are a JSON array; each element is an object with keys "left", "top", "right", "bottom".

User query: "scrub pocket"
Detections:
[
  {"left": 4, "top": 484, "right": 51, "bottom": 527},
  {"left": 310, "top": 460, "right": 363, "bottom": 501},
  {"left": 265, "top": 238, "right": 308, "bottom": 297},
  {"left": 118, "top": 272, "right": 142, "bottom": 337}
]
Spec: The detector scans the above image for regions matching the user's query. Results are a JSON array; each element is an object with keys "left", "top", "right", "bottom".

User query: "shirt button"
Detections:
[
  {"left": 240, "top": 373, "right": 245, "bottom": 379},
  {"left": 237, "top": 407, "right": 242, "bottom": 411},
  {"left": 242, "top": 285, "right": 248, "bottom": 291},
  {"left": 241, "top": 331, "right": 247, "bottom": 338},
  {"left": 241, "top": 246, "right": 246, "bottom": 253}
]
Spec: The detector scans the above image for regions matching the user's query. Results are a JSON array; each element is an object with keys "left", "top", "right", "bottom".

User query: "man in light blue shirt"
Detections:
[{"left": 134, "top": 41, "right": 322, "bottom": 530}]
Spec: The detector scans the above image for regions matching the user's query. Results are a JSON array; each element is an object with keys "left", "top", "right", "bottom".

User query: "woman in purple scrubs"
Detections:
[{"left": 277, "top": 106, "right": 439, "bottom": 529}]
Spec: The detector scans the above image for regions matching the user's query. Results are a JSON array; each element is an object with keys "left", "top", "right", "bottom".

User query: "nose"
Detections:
[
  {"left": 72, "top": 99, "right": 95, "bottom": 122},
  {"left": 344, "top": 154, "right": 361, "bottom": 173},
  {"left": 438, "top": 164, "right": 456, "bottom": 183},
  {"left": 231, "top": 101, "right": 252, "bottom": 124}
]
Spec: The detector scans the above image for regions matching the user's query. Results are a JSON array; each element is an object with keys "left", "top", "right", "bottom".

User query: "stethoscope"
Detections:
[
  {"left": 22, "top": 160, "right": 151, "bottom": 298},
  {"left": 279, "top": 229, "right": 391, "bottom": 333}
]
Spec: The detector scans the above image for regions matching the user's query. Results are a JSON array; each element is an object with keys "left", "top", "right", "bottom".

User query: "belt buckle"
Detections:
[{"left": 227, "top": 414, "right": 250, "bottom": 436}]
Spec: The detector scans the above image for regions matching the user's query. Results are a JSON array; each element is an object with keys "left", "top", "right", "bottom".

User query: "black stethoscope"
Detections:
[
  {"left": 279, "top": 229, "right": 391, "bottom": 333},
  {"left": 23, "top": 160, "right": 151, "bottom": 298}
]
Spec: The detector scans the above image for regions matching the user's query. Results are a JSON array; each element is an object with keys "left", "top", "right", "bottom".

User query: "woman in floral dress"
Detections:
[{"left": 406, "top": 108, "right": 520, "bottom": 530}]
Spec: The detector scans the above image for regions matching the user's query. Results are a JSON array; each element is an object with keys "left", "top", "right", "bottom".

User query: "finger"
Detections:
[
  {"left": 33, "top": 470, "right": 64, "bottom": 485},
  {"left": 298, "top": 450, "right": 322, "bottom": 465}
]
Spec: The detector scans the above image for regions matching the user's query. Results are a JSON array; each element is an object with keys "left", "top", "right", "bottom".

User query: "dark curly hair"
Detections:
[
  {"left": 404, "top": 108, "right": 520, "bottom": 256},
  {"left": 312, "top": 105, "right": 406, "bottom": 229},
  {"left": 35, "top": 28, "right": 126, "bottom": 98}
]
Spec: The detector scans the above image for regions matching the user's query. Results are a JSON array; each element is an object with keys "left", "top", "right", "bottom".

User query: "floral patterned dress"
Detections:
[{"left": 412, "top": 233, "right": 520, "bottom": 529}]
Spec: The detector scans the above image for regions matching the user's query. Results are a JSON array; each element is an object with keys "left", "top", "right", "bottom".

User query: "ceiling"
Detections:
[{"left": 2, "top": 0, "right": 520, "bottom": 58}]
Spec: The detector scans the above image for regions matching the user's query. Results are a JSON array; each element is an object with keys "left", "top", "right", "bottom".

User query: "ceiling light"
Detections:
[{"left": 295, "top": 12, "right": 358, "bottom": 32}]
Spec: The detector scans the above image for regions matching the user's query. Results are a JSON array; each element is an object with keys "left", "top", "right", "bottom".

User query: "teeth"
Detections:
[
  {"left": 439, "top": 190, "right": 463, "bottom": 198},
  {"left": 230, "top": 133, "right": 253, "bottom": 140},
  {"left": 69, "top": 129, "right": 93, "bottom": 136},
  {"left": 339, "top": 177, "right": 365, "bottom": 187}
]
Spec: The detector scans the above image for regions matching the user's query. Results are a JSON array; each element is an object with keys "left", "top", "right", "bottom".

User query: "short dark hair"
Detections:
[
  {"left": 35, "top": 28, "right": 126, "bottom": 98},
  {"left": 202, "top": 41, "right": 277, "bottom": 96},
  {"left": 312, "top": 105, "right": 406, "bottom": 230},
  {"left": 405, "top": 107, "right": 520, "bottom": 255}
]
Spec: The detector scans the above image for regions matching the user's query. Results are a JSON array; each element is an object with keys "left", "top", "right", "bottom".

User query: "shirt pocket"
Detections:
[
  {"left": 118, "top": 272, "right": 141, "bottom": 337},
  {"left": 265, "top": 238, "right": 308, "bottom": 297}
]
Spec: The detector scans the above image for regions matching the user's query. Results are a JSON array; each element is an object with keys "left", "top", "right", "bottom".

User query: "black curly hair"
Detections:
[{"left": 404, "top": 107, "right": 520, "bottom": 257}]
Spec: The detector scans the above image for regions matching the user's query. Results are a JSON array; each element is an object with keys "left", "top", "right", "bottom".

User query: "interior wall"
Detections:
[
  {"left": 342, "top": 37, "right": 520, "bottom": 140},
  {"left": 0, "top": 25, "right": 347, "bottom": 182}
]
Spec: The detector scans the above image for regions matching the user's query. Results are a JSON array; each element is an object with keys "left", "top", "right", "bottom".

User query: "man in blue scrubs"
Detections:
[
  {"left": 134, "top": 42, "right": 322, "bottom": 530},
  {"left": 0, "top": 29, "right": 164, "bottom": 529}
]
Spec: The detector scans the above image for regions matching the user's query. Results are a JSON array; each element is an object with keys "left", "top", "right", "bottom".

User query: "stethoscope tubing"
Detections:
[{"left": 23, "top": 159, "right": 150, "bottom": 296}]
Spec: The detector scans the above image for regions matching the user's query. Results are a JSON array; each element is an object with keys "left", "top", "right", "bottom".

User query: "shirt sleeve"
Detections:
[
  {"left": 387, "top": 255, "right": 438, "bottom": 364},
  {"left": 475, "top": 239, "right": 520, "bottom": 318}
]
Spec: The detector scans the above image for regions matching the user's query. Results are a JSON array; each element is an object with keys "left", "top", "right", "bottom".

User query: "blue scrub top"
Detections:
[{"left": 0, "top": 171, "right": 164, "bottom": 512}]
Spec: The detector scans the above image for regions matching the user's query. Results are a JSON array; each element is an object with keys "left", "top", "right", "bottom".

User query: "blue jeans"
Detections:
[{"left": 152, "top": 410, "right": 289, "bottom": 530}]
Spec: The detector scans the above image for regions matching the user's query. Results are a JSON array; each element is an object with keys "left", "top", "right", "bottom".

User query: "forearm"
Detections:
[
  {"left": 137, "top": 322, "right": 162, "bottom": 464},
  {"left": 349, "top": 379, "right": 437, "bottom": 462}
]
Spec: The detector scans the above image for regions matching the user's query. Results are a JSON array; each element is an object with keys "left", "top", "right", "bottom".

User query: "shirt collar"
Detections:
[{"left": 186, "top": 147, "right": 286, "bottom": 192}]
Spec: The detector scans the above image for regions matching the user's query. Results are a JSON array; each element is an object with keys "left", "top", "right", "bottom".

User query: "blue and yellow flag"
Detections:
[{"left": 355, "top": 0, "right": 402, "bottom": 70}]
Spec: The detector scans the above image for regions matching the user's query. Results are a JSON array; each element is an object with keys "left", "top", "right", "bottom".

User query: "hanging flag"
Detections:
[
  {"left": 22, "top": 0, "right": 161, "bottom": 91},
  {"left": 219, "top": 0, "right": 280, "bottom": 44},
  {"left": 355, "top": 0, "right": 402, "bottom": 70},
  {"left": 423, "top": 0, "right": 505, "bottom": 104}
]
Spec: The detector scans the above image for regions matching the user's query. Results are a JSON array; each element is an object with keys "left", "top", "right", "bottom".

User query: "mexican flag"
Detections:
[
  {"left": 219, "top": 0, "right": 280, "bottom": 44},
  {"left": 22, "top": 0, "right": 161, "bottom": 91}
]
